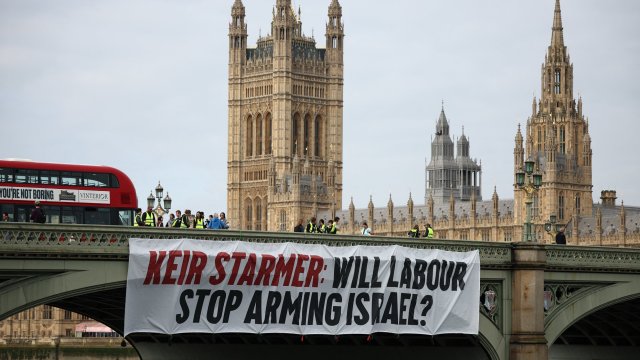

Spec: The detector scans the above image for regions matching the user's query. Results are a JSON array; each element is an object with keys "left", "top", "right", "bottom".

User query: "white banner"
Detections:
[
  {"left": 125, "top": 239, "right": 480, "bottom": 336},
  {"left": 0, "top": 186, "right": 110, "bottom": 204}
]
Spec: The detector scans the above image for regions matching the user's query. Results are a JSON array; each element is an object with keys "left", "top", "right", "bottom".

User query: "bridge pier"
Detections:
[{"left": 510, "top": 243, "right": 548, "bottom": 360}]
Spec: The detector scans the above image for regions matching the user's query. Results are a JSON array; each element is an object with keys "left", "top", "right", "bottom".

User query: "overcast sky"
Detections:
[{"left": 1, "top": 0, "right": 639, "bottom": 217}]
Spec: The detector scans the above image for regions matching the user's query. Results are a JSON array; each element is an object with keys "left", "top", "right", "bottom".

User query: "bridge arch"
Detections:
[
  {"left": 545, "top": 275, "right": 640, "bottom": 346},
  {"left": 0, "top": 257, "right": 128, "bottom": 330}
]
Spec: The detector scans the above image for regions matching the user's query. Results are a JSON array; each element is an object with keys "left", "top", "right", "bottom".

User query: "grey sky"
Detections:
[{"left": 1, "top": 0, "right": 639, "bottom": 217}]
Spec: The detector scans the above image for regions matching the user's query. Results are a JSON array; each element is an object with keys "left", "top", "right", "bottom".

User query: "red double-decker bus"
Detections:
[{"left": 0, "top": 160, "right": 138, "bottom": 225}]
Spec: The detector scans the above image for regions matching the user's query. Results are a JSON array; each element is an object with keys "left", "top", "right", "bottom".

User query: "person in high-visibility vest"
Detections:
[
  {"left": 194, "top": 211, "right": 206, "bottom": 229},
  {"left": 180, "top": 210, "right": 191, "bottom": 228},
  {"left": 133, "top": 208, "right": 143, "bottom": 227},
  {"left": 329, "top": 217, "right": 340, "bottom": 234},
  {"left": 408, "top": 224, "right": 420, "bottom": 238},
  {"left": 305, "top": 217, "right": 317, "bottom": 233},
  {"left": 318, "top": 219, "right": 326, "bottom": 233},
  {"left": 425, "top": 224, "right": 434, "bottom": 239},
  {"left": 142, "top": 207, "right": 157, "bottom": 227}
]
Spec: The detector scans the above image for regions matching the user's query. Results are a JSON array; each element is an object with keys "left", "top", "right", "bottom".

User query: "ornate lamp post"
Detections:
[
  {"left": 148, "top": 181, "right": 172, "bottom": 217},
  {"left": 516, "top": 158, "right": 542, "bottom": 242},
  {"left": 544, "top": 213, "right": 562, "bottom": 242}
]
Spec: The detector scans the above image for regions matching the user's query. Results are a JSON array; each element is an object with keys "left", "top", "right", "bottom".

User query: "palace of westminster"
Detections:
[
  {"left": 2, "top": 0, "right": 639, "bottom": 344},
  {"left": 227, "top": 0, "right": 640, "bottom": 247}
]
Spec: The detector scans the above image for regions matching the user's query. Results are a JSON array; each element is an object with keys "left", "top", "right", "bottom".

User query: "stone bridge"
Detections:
[{"left": 1, "top": 223, "right": 639, "bottom": 360}]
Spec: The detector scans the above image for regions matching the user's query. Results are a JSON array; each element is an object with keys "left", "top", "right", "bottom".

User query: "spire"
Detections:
[
  {"left": 550, "top": 0, "right": 564, "bottom": 48},
  {"left": 436, "top": 107, "right": 449, "bottom": 136}
]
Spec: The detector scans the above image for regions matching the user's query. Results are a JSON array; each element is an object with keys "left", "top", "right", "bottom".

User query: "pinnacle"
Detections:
[{"left": 550, "top": 0, "right": 564, "bottom": 48}]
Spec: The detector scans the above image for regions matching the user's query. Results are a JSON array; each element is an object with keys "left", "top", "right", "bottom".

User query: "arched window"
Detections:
[
  {"left": 265, "top": 113, "right": 272, "bottom": 155},
  {"left": 314, "top": 115, "right": 323, "bottom": 158},
  {"left": 245, "top": 199, "right": 253, "bottom": 230},
  {"left": 332, "top": 36, "right": 338, "bottom": 49},
  {"left": 246, "top": 115, "right": 253, "bottom": 157},
  {"left": 559, "top": 125, "right": 565, "bottom": 154},
  {"left": 256, "top": 114, "right": 263, "bottom": 156},
  {"left": 555, "top": 69, "right": 561, "bottom": 94},
  {"left": 558, "top": 193, "right": 565, "bottom": 220},
  {"left": 279, "top": 210, "right": 287, "bottom": 232},
  {"left": 304, "top": 114, "right": 311, "bottom": 156},
  {"left": 575, "top": 194, "right": 581, "bottom": 215},
  {"left": 537, "top": 127, "right": 542, "bottom": 152},
  {"left": 255, "top": 199, "right": 262, "bottom": 231},
  {"left": 292, "top": 113, "right": 301, "bottom": 156}
]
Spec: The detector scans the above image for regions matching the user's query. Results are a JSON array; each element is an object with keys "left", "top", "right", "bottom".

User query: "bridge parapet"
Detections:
[{"left": 0, "top": 223, "right": 513, "bottom": 268}]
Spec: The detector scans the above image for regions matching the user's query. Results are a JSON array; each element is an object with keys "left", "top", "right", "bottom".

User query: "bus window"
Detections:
[
  {"left": 84, "top": 207, "right": 110, "bottom": 225},
  {"left": 39, "top": 171, "right": 60, "bottom": 185},
  {"left": 1, "top": 204, "right": 14, "bottom": 221},
  {"left": 83, "top": 173, "right": 109, "bottom": 188},
  {"left": 61, "top": 172, "right": 82, "bottom": 186},
  {"left": 61, "top": 206, "right": 82, "bottom": 224},
  {"left": 0, "top": 168, "right": 13, "bottom": 183},
  {"left": 109, "top": 174, "right": 120, "bottom": 188},
  {"left": 15, "top": 169, "right": 38, "bottom": 184},
  {"left": 117, "top": 209, "right": 133, "bottom": 226}
]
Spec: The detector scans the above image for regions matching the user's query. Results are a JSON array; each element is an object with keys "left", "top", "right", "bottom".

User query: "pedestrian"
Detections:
[
  {"left": 361, "top": 222, "right": 372, "bottom": 236},
  {"left": 555, "top": 227, "right": 566, "bottom": 245},
  {"left": 219, "top": 212, "right": 229, "bottom": 229},
  {"left": 424, "top": 224, "right": 434, "bottom": 238},
  {"left": 133, "top": 208, "right": 143, "bottom": 227},
  {"left": 194, "top": 211, "right": 206, "bottom": 229},
  {"left": 141, "top": 206, "right": 157, "bottom": 227},
  {"left": 293, "top": 219, "right": 304, "bottom": 232},
  {"left": 167, "top": 213, "right": 176, "bottom": 227},
  {"left": 184, "top": 209, "right": 194, "bottom": 228},
  {"left": 172, "top": 210, "right": 182, "bottom": 228},
  {"left": 305, "top": 217, "right": 318, "bottom": 233},
  {"left": 157, "top": 216, "right": 164, "bottom": 227},
  {"left": 2, "top": 212, "right": 9, "bottom": 222},
  {"left": 208, "top": 213, "right": 223, "bottom": 229},
  {"left": 408, "top": 224, "right": 420, "bottom": 238},
  {"left": 329, "top": 216, "right": 340, "bottom": 234},
  {"left": 180, "top": 210, "right": 190, "bottom": 229},
  {"left": 30, "top": 201, "right": 46, "bottom": 224},
  {"left": 318, "top": 219, "right": 326, "bottom": 233}
]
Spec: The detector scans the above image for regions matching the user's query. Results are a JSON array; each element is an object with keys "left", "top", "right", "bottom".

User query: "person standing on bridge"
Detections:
[
  {"left": 555, "top": 227, "right": 566, "bottom": 245},
  {"left": 424, "top": 224, "right": 434, "bottom": 239},
  {"left": 2, "top": 212, "right": 9, "bottom": 222},
  {"left": 30, "top": 201, "right": 46, "bottom": 224},
  {"left": 408, "top": 224, "right": 420, "bottom": 238},
  {"left": 305, "top": 217, "right": 318, "bottom": 233},
  {"left": 361, "top": 222, "right": 373, "bottom": 236},
  {"left": 141, "top": 206, "right": 157, "bottom": 227},
  {"left": 219, "top": 212, "right": 229, "bottom": 229},
  {"left": 329, "top": 217, "right": 340, "bottom": 234}
]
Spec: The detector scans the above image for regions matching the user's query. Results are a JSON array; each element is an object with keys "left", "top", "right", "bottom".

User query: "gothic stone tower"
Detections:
[
  {"left": 425, "top": 107, "right": 482, "bottom": 205},
  {"left": 514, "top": 0, "right": 593, "bottom": 231},
  {"left": 227, "top": 0, "right": 344, "bottom": 231}
]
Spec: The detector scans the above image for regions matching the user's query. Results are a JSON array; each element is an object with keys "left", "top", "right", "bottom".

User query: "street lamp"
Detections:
[
  {"left": 544, "top": 214, "right": 562, "bottom": 243},
  {"left": 149, "top": 181, "right": 172, "bottom": 217},
  {"left": 516, "top": 158, "right": 542, "bottom": 242}
]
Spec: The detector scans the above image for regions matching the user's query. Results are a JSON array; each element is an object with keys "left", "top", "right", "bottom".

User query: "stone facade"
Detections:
[
  {"left": 0, "top": 305, "right": 90, "bottom": 343},
  {"left": 320, "top": 0, "right": 640, "bottom": 247},
  {"left": 227, "top": 0, "right": 344, "bottom": 231}
]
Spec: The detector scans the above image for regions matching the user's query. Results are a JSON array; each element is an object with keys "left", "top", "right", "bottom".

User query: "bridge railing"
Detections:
[
  {"left": 3, "top": 223, "right": 640, "bottom": 273},
  {"left": 0, "top": 223, "right": 513, "bottom": 268}
]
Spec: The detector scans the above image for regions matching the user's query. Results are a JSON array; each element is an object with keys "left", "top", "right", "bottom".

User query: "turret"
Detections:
[
  {"left": 229, "top": 0, "right": 248, "bottom": 65},
  {"left": 326, "top": 0, "right": 344, "bottom": 57},
  {"left": 514, "top": 124, "right": 524, "bottom": 180}
]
